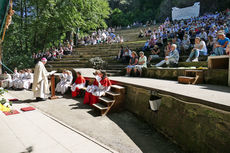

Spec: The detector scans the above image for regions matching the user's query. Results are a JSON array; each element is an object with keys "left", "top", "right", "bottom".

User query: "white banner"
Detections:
[{"left": 172, "top": 2, "right": 200, "bottom": 21}]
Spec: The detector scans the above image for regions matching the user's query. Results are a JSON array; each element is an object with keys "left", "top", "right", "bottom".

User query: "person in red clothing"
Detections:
[
  {"left": 83, "top": 71, "right": 112, "bottom": 105},
  {"left": 83, "top": 70, "right": 100, "bottom": 105},
  {"left": 71, "top": 72, "right": 86, "bottom": 98}
]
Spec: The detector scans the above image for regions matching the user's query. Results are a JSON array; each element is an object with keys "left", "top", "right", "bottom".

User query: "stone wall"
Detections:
[
  {"left": 145, "top": 68, "right": 229, "bottom": 86},
  {"left": 124, "top": 85, "right": 230, "bottom": 153}
]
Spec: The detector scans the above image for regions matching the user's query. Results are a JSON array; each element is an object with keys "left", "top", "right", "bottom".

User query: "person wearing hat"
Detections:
[
  {"left": 32, "top": 58, "right": 50, "bottom": 101},
  {"left": 186, "top": 37, "right": 207, "bottom": 62},
  {"left": 212, "top": 31, "right": 229, "bottom": 56},
  {"left": 134, "top": 51, "right": 147, "bottom": 76},
  {"left": 155, "top": 44, "right": 179, "bottom": 67}
]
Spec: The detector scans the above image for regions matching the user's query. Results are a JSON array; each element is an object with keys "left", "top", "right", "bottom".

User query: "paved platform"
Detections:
[
  {"left": 0, "top": 93, "right": 114, "bottom": 153},
  {"left": 107, "top": 76, "right": 230, "bottom": 111},
  {"left": 5, "top": 90, "right": 183, "bottom": 153}
]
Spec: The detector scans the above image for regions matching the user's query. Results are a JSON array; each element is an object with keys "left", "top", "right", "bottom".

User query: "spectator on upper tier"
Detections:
[
  {"left": 122, "top": 47, "right": 132, "bottom": 63},
  {"left": 155, "top": 44, "right": 179, "bottom": 67},
  {"left": 186, "top": 37, "right": 207, "bottom": 62},
  {"left": 212, "top": 31, "right": 229, "bottom": 56},
  {"left": 180, "top": 34, "right": 191, "bottom": 53},
  {"left": 125, "top": 51, "right": 139, "bottom": 77}
]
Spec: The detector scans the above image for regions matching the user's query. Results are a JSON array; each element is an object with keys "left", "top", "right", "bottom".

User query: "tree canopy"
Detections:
[{"left": 2, "top": 0, "right": 110, "bottom": 70}]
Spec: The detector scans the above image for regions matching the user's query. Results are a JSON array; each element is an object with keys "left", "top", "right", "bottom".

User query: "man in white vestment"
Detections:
[{"left": 32, "top": 58, "right": 50, "bottom": 101}]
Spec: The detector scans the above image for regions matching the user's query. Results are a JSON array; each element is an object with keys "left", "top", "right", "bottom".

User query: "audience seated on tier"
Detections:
[
  {"left": 180, "top": 34, "right": 191, "bottom": 53},
  {"left": 56, "top": 70, "right": 73, "bottom": 94},
  {"left": 84, "top": 70, "right": 111, "bottom": 106},
  {"left": 122, "top": 47, "right": 132, "bottom": 63},
  {"left": 212, "top": 31, "right": 229, "bottom": 56},
  {"left": 125, "top": 51, "right": 138, "bottom": 77},
  {"left": 148, "top": 45, "right": 161, "bottom": 63},
  {"left": 155, "top": 44, "right": 179, "bottom": 67},
  {"left": 133, "top": 51, "right": 147, "bottom": 76},
  {"left": 1, "top": 72, "right": 12, "bottom": 89},
  {"left": 186, "top": 37, "right": 207, "bottom": 62},
  {"left": 71, "top": 71, "right": 86, "bottom": 98},
  {"left": 207, "top": 36, "right": 215, "bottom": 54}
]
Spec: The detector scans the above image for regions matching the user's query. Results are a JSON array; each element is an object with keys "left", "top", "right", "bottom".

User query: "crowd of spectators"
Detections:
[
  {"left": 78, "top": 28, "right": 124, "bottom": 46},
  {"left": 32, "top": 41, "right": 73, "bottom": 63},
  {"left": 119, "top": 9, "right": 230, "bottom": 76}
]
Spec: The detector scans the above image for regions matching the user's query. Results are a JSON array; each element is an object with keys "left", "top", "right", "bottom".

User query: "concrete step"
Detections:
[
  {"left": 92, "top": 103, "right": 108, "bottom": 110},
  {"left": 46, "top": 63, "right": 87, "bottom": 68},
  {"left": 178, "top": 61, "right": 208, "bottom": 68}
]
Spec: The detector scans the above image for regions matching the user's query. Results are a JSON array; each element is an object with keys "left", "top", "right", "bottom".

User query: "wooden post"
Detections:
[
  {"left": 49, "top": 74, "right": 58, "bottom": 100},
  {"left": 0, "top": 41, "right": 2, "bottom": 74}
]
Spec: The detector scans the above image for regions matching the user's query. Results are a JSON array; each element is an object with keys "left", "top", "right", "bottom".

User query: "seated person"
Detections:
[
  {"left": 155, "top": 44, "right": 179, "bottom": 67},
  {"left": 71, "top": 72, "right": 86, "bottom": 98},
  {"left": 164, "top": 41, "right": 172, "bottom": 56},
  {"left": 212, "top": 31, "right": 229, "bottom": 56},
  {"left": 122, "top": 47, "right": 132, "bottom": 63},
  {"left": 148, "top": 45, "right": 160, "bottom": 63},
  {"left": 180, "top": 34, "right": 191, "bottom": 53},
  {"left": 143, "top": 40, "right": 150, "bottom": 51},
  {"left": 12, "top": 68, "right": 19, "bottom": 89},
  {"left": 1, "top": 72, "right": 12, "bottom": 89},
  {"left": 55, "top": 70, "right": 67, "bottom": 93},
  {"left": 138, "top": 30, "right": 144, "bottom": 38},
  {"left": 117, "top": 46, "right": 124, "bottom": 60},
  {"left": 125, "top": 51, "right": 138, "bottom": 77},
  {"left": 134, "top": 51, "right": 147, "bottom": 76},
  {"left": 186, "top": 37, "right": 207, "bottom": 62},
  {"left": 60, "top": 71, "right": 73, "bottom": 94},
  {"left": 207, "top": 36, "right": 215, "bottom": 55},
  {"left": 21, "top": 69, "right": 34, "bottom": 90},
  {"left": 226, "top": 43, "right": 230, "bottom": 55},
  {"left": 84, "top": 71, "right": 111, "bottom": 106}
]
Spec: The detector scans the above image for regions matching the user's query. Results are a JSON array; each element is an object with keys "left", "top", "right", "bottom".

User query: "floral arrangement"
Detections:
[
  {"left": 89, "top": 57, "right": 107, "bottom": 69},
  {"left": 0, "top": 88, "right": 12, "bottom": 112}
]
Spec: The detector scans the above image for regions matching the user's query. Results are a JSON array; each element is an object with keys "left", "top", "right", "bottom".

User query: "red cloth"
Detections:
[
  {"left": 3, "top": 110, "right": 20, "bottom": 116},
  {"left": 90, "top": 95, "right": 99, "bottom": 106},
  {"left": 100, "top": 77, "right": 112, "bottom": 87},
  {"left": 72, "top": 88, "right": 80, "bottom": 98},
  {"left": 8, "top": 98, "right": 19, "bottom": 102},
  {"left": 84, "top": 92, "right": 91, "bottom": 104},
  {"left": 74, "top": 75, "right": 85, "bottom": 84},
  {"left": 20, "top": 107, "right": 36, "bottom": 112}
]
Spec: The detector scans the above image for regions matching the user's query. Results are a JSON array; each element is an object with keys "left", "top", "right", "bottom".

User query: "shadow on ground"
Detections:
[{"left": 107, "top": 111, "right": 183, "bottom": 153}]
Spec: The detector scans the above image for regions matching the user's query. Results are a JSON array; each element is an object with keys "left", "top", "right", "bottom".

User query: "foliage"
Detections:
[
  {"left": 0, "top": 87, "right": 11, "bottom": 106},
  {"left": 2, "top": 0, "right": 110, "bottom": 71}
]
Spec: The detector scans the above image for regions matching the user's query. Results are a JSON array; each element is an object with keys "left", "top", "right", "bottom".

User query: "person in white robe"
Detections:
[
  {"left": 17, "top": 70, "right": 26, "bottom": 89},
  {"left": 55, "top": 70, "right": 67, "bottom": 93},
  {"left": 32, "top": 58, "right": 50, "bottom": 101},
  {"left": 12, "top": 68, "right": 20, "bottom": 89},
  {"left": 1, "top": 72, "right": 12, "bottom": 88},
  {"left": 22, "top": 69, "right": 34, "bottom": 90},
  {"left": 60, "top": 70, "right": 73, "bottom": 94}
]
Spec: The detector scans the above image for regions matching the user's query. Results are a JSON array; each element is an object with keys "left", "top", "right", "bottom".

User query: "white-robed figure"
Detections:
[
  {"left": 32, "top": 58, "right": 50, "bottom": 101},
  {"left": 17, "top": 70, "right": 26, "bottom": 89},
  {"left": 55, "top": 70, "right": 67, "bottom": 93},
  {"left": 12, "top": 68, "right": 20, "bottom": 89},
  {"left": 60, "top": 71, "right": 73, "bottom": 94},
  {"left": 22, "top": 69, "right": 34, "bottom": 89},
  {"left": 1, "top": 72, "right": 13, "bottom": 88}
]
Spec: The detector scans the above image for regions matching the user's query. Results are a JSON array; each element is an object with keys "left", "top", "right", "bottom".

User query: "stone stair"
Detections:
[
  {"left": 45, "top": 41, "right": 144, "bottom": 74},
  {"left": 92, "top": 85, "right": 125, "bottom": 116}
]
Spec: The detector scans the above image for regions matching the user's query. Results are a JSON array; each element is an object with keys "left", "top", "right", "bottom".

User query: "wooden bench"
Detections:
[{"left": 178, "top": 70, "right": 204, "bottom": 85}]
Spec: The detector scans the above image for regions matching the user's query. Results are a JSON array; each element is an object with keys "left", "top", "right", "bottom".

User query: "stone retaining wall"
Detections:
[
  {"left": 124, "top": 84, "right": 230, "bottom": 153},
  {"left": 145, "top": 68, "right": 228, "bottom": 86}
]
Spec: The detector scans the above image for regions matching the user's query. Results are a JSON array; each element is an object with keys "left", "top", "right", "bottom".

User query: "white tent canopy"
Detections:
[{"left": 172, "top": 2, "right": 200, "bottom": 21}]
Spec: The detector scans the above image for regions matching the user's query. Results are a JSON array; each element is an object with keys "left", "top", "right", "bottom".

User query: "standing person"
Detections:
[
  {"left": 32, "top": 58, "right": 50, "bottom": 101},
  {"left": 71, "top": 72, "right": 86, "bottom": 98}
]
